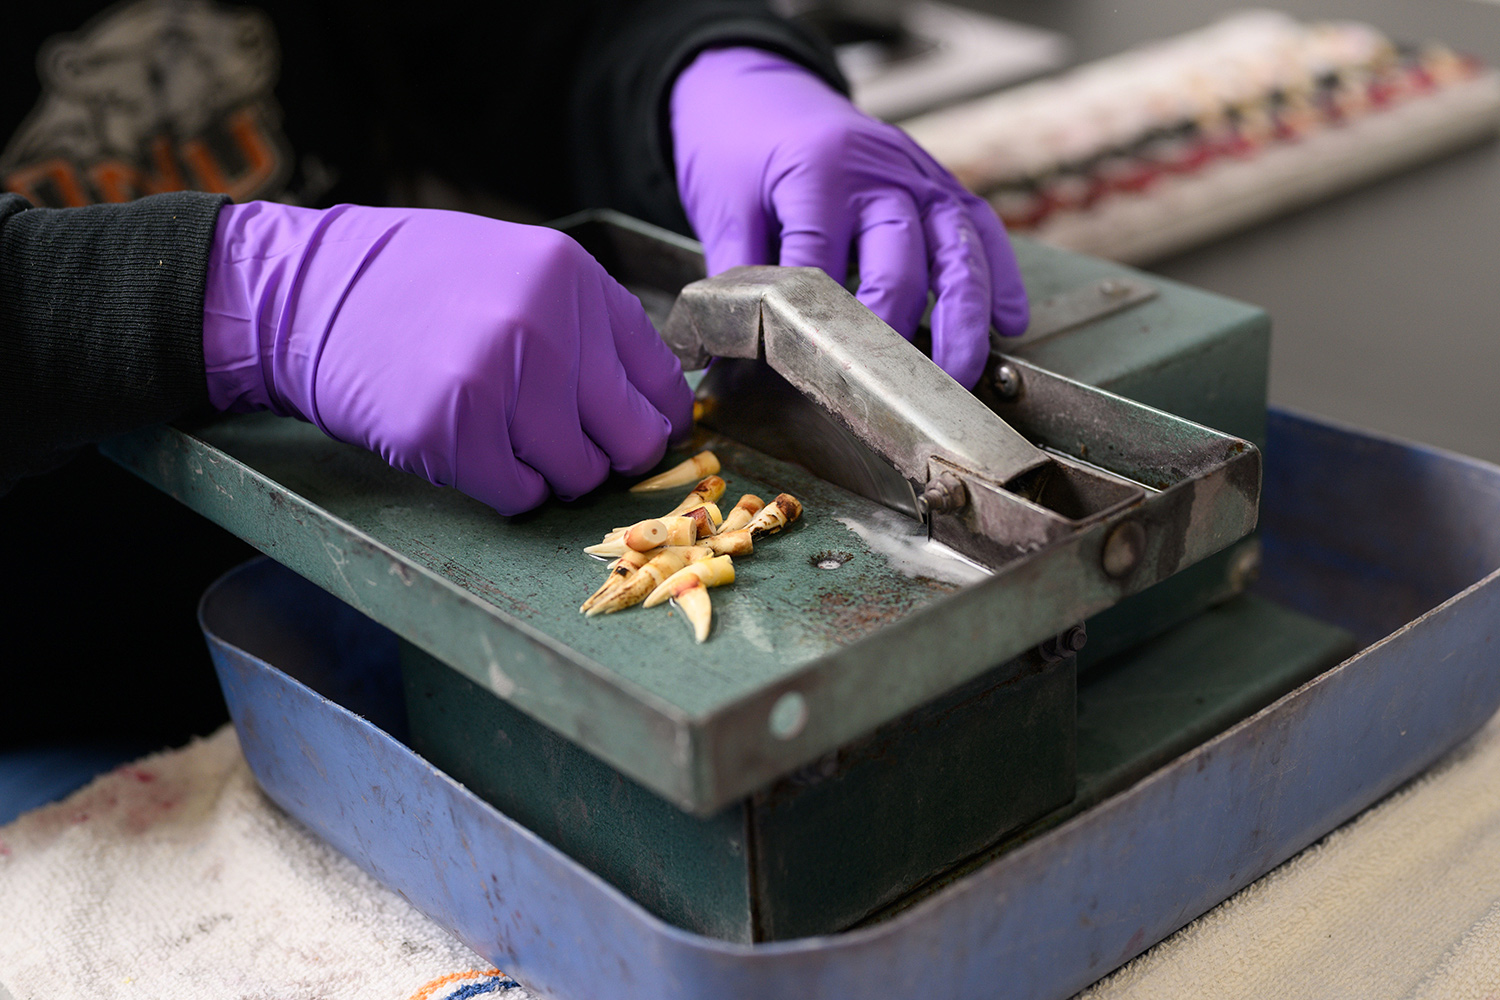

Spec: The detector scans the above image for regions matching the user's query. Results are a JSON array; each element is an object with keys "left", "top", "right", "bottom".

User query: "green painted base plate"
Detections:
[{"left": 860, "top": 592, "right": 1357, "bottom": 927}]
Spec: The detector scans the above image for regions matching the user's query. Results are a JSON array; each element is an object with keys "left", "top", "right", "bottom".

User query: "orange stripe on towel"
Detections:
[{"left": 407, "top": 968, "right": 504, "bottom": 1000}]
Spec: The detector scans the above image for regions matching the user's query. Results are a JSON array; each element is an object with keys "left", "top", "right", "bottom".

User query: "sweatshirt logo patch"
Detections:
[{"left": 1, "top": 0, "right": 293, "bottom": 207}]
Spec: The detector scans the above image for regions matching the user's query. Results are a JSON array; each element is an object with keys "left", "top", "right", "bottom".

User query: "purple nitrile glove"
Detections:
[
  {"left": 201, "top": 202, "right": 694, "bottom": 516},
  {"left": 671, "top": 46, "right": 1028, "bottom": 390}
]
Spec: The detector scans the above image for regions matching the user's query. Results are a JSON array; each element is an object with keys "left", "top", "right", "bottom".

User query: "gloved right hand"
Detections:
[{"left": 201, "top": 203, "right": 694, "bottom": 516}]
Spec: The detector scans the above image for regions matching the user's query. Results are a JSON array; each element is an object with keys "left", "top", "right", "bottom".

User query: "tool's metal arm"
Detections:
[{"left": 663, "top": 266, "right": 1049, "bottom": 490}]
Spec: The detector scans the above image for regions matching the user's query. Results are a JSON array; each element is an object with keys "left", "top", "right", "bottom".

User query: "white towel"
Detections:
[
  {"left": 0, "top": 725, "right": 536, "bottom": 1000},
  {"left": 7, "top": 709, "right": 1500, "bottom": 999},
  {"left": 1080, "top": 708, "right": 1500, "bottom": 1000}
]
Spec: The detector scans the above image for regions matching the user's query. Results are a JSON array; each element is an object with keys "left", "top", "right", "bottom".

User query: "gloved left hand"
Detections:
[{"left": 670, "top": 46, "right": 1028, "bottom": 390}]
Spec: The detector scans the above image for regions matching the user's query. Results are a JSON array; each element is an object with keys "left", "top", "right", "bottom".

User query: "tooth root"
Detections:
[
  {"left": 672, "top": 583, "right": 713, "bottom": 643},
  {"left": 702, "top": 529, "right": 752, "bottom": 556},
  {"left": 718, "top": 495, "right": 765, "bottom": 534},
  {"left": 630, "top": 452, "right": 721, "bottom": 493},
  {"left": 644, "top": 555, "right": 735, "bottom": 608},
  {"left": 661, "top": 476, "right": 727, "bottom": 519},
  {"left": 745, "top": 493, "right": 803, "bottom": 537}
]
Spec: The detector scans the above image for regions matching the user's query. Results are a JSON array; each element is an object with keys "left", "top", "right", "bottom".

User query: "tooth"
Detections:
[
  {"left": 580, "top": 547, "right": 656, "bottom": 612},
  {"left": 588, "top": 548, "right": 690, "bottom": 615},
  {"left": 584, "top": 518, "right": 669, "bottom": 557},
  {"left": 718, "top": 495, "right": 765, "bottom": 534},
  {"left": 672, "top": 584, "right": 714, "bottom": 643},
  {"left": 630, "top": 451, "right": 721, "bottom": 493},
  {"left": 683, "top": 503, "right": 722, "bottom": 539},
  {"left": 664, "top": 515, "right": 699, "bottom": 547},
  {"left": 701, "top": 529, "right": 752, "bottom": 556},
  {"left": 745, "top": 493, "right": 803, "bottom": 537},
  {"left": 583, "top": 521, "right": 668, "bottom": 557},
  {"left": 597, "top": 477, "right": 730, "bottom": 547},
  {"left": 644, "top": 555, "right": 735, "bottom": 608},
  {"left": 661, "top": 476, "right": 727, "bottom": 519}
]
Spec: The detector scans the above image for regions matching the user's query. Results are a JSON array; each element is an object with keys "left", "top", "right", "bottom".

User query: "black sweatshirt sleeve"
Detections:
[
  {"left": 569, "top": 0, "right": 848, "bottom": 234},
  {"left": 0, "top": 190, "right": 228, "bottom": 493}
]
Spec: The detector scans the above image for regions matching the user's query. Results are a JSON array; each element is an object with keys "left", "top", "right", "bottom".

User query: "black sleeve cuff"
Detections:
[
  {"left": 0, "top": 191, "right": 229, "bottom": 490},
  {"left": 569, "top": 0, "right": 847, "bottom": 235}
]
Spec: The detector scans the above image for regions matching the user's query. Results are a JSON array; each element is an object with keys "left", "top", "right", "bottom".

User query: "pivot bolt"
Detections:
[
  {"left": 919, "top": 472, "right": 968, "bottom": 516},
  {"left": 993, "top": 363, "right": 1022, "bottom": 400},
  {"left": 1100, "top": 277, "right": 1131, "bottom": 299},
  {"left": 1102, "top": 521, "right": 1146, "bottom": 578},
  {"left": 1039, "top": 624, "right": 1089, "bottom": 663}
]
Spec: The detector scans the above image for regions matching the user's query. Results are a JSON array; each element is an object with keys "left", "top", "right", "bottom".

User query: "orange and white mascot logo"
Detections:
[{"left": 1, "top": 0, "right": 292, "bottom": 206}]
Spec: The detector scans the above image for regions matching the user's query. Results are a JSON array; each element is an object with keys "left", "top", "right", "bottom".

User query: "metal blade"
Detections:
[{"left": 695, "top": 358, "right": 921, "bottom": 517}]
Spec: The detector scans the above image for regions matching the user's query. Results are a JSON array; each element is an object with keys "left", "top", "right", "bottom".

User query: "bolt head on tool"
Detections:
[
  {"left": 1102, "top": 521, "right": 1146, "bottom": 578},
  {"left": 1099, "top": 278, "right": 1131, "bottom": 299},
  {"left": 993, "top": 364, "right": 1022, "bottom": 400},
  {"left": 1038, "top": 624, "right": 1089, "bottom": 663},
  {"left": 919, "top": 472, "right": 968, "bottom": 516}
]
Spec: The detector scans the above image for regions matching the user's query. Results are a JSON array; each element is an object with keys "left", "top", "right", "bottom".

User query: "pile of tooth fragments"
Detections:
[{"left": 580, "top": 451, "right": 803, "bottom": 643}]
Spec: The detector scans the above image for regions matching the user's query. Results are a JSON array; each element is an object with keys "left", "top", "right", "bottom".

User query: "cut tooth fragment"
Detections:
[
  {"left": 588, "top": 549, "right": 690, "bottom": 616},
  {"left": 661, "top": 476, "right": 727, "bottom": 519},
  {"left": 683, "top": 503, "right": 722, "bottom": 539},
  {"left": 664, "top": 515, "right": 699, "bottom": 547},
  {"left": 623, "top": 519, "right": 669, "bottom": 551},
  {"left": 580, "top": 548, "right": 656, "bottom": 612},
  {"left": 644, "top": 555, "right": 735, "bottom": 608},
  {"left": 630, "top": 452, "right": 721, "bottom": 493},
  {"left": 718, "top": 495, "right": 765, "bottom": 534},
  {"left": 745, "top": 493, "right": 803, "bottom": 537},
  {"left": 702, "top": 529, "right": 752, "bottom": 556},
  {"left": 672, "top": 584, "right": 714, "bottom": 643},
  {"left": 598, "top": 478, "right": 729, "bottom": 546}
]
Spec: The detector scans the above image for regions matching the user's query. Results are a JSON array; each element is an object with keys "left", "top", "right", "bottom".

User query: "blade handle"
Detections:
[{"left": 663, "top": 266, "right": 1048, "bottom": 488}]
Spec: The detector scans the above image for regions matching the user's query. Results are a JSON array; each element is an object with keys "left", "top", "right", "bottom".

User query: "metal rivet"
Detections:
[
  {"left": 1102, "top": 521, "right": 1146, "bottom": 579},
  {"left": 993, "top": 363, "right": 1022, "bottom": 399},
  {"left": 1100, "top": 277, "right": 1130, "bottom": 299},
  {"left": 769, "top": 692, "right": 808, "bottom": 740}
]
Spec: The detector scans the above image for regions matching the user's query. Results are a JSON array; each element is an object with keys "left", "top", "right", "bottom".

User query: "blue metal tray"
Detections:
[{"left": 199, "top": 409, "right": 1500, "bottom": 1000}]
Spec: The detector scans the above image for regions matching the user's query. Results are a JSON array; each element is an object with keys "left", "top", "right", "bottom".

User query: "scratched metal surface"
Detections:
[
  {"left": 168, "top": 413, "right": 959, "bottom": 708},
  {"left": 104, "top": 414, "right": 984, "bottom": 812}
]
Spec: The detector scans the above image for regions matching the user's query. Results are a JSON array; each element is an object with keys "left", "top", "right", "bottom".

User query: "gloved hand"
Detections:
[
  {"left": 201, "top": 202, "right": 694, "bottom": 515},
  {"left": 670, "top": 46, "right": 1028, "bottom": 390}
]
